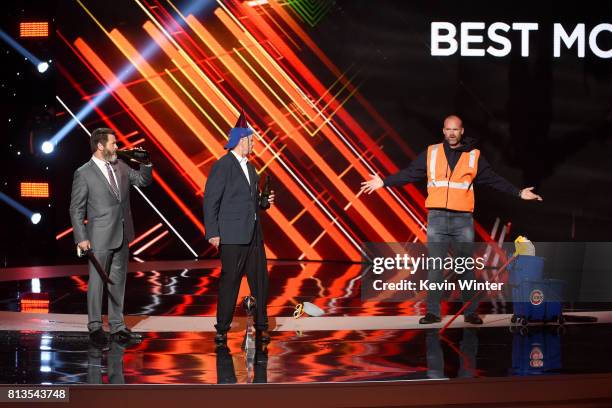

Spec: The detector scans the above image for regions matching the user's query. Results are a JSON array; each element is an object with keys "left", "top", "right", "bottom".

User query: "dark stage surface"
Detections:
[
  {"left": 1, "top": 260, "right": 611, "bottom": 386},
  {"left": 2, "top": 325, "right": 612, "bottom": 385}
]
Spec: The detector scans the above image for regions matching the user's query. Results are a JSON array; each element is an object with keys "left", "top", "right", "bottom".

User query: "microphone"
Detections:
[{"left": 117, "top": 147, "right": 150, "bottom": 164}]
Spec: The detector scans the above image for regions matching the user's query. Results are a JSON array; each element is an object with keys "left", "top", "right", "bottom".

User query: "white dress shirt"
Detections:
[
  {"left": 231, "top": 150, "right": 250, "bottom": 185},
  {"left": 92, "top": 155, "right": 120, "bottom": 198}
]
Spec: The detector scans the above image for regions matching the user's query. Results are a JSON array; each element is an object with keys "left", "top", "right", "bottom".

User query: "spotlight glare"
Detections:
[
  {"left": 37, "top": 62, "right": 49, "bottom": 73},
  {"left": 31, "top": 213, "right": 42, "bottom": 224},
  {"left": 41, "top": 141, "right": 54, "bottom": 154}
]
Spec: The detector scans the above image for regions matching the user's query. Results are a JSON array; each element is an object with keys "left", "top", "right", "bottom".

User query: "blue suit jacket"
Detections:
[{"left": 203, "top": 152, "right": 268, "bottom": 245}]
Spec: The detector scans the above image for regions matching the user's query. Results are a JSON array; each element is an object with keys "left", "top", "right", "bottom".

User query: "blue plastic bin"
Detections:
[
  {"left": 513, "top": 279, "right": 564, "bottom": 323},
  {"left": 508, "top": 255, "right": 545, "bottom": 286},
  {"left": 508, "top": 255, "right": 564, "bottom": 325}
]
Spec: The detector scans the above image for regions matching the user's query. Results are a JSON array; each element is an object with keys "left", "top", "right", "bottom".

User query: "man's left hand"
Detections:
[{"left": 520, "top": 187, "right": 543, "bottom": 201}]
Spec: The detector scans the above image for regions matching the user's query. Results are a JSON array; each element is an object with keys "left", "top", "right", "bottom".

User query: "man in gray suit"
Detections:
[{"left": 70, "top": 128, "right": 152, "bottom": 346}]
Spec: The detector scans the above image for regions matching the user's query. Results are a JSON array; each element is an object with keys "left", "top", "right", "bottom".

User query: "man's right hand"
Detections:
[
  {"left": 77, "top": 240, "right": 91, "bottom": 251},
  {"left": 208, "top": 236, "right": 220, "bottom": 248},
  {"left": 360, "top": 174, "right": 384, "bottom": 194}
]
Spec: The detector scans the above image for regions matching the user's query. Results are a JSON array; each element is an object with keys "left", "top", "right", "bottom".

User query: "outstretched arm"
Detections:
[
  {"left": 518, "top": 187, "right": 543, "bottom": 201},
  {"left": 475, "top": 156, "right": 543, "bottom": 201},
  {"left": 360, "top": 150, "right": 427, "bottom": 194}
]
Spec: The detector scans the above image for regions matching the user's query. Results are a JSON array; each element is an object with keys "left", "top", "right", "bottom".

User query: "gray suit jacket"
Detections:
[
  {"left": 69, "top": 159, "right": 153, "bottom": 251},
  {"left": 203, "top": 152, "right": 268, "bottom": 245}
]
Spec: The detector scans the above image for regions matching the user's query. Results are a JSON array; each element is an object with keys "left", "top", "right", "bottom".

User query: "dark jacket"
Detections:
[
  {"left": 384, "top": 137, "right": 520, "bottom": 198},
  {"left": 203, "top": 152, "right": 268, "bottom": 245}
]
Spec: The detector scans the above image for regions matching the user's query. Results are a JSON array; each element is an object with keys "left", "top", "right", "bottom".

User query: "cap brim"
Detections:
[{"left": 225, "top": 127, "right": 253, "bottom": 149}]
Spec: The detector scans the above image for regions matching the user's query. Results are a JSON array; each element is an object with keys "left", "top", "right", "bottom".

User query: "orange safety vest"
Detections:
[{"left": 425, "top": 143, "right": 480, "bottom": 212}]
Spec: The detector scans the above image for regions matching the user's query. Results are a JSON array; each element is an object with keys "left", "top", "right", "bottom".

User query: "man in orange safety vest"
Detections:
[{"left": 361, "top": 115, "right": 543, "bottom": 324}]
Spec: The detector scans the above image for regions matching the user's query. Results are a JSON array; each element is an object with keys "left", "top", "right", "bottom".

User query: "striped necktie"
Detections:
[{"left": 105, "top": 162, "right": 120, "bottom": 200}]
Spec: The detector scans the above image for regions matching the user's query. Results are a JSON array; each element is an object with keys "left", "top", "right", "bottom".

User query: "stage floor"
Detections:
[{"left": 0, "top": 260, "right": 611, "bottom": 386}]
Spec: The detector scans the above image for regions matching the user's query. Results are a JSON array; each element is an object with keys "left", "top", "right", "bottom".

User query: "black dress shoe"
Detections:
[
  {"left": 215, "top": 332, "right": 227, "bottom": 344},
  {"left": 111, "top": 336, "right": 141, "bottom": 348},
  {"left": 464, "top": 313, "right": 483, "bottom": 325},
  {"left": 256, "top": 330, "right": 271, "bottom": 343},
  {"left": 215, "top": 343, "right": 230, "bottom": 352},
  {"left": 111, "top": 328, "right": 143, "bottom": 341},
  {"left": 419, "top": 313, "right": 442, "bottom": 324},
  {"left": 89, "top": 328, "right": 108, "bottom": 346}
]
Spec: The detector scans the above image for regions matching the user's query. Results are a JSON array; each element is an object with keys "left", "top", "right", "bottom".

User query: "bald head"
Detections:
[
  {"left": 444, "top": 115, "right": 463, "bottom": 128},
  {"left": 443, "top": 115, "right": 464, "bottom": 148}
]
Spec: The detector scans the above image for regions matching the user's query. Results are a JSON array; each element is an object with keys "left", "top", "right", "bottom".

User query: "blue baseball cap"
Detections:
[{"left": 224, "top": 110, "right": 253, "bottom": 149}]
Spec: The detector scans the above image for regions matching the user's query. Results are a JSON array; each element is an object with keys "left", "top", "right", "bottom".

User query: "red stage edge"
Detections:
[{"left": 2, "top": 373, "right": 611, "bottom": 408}]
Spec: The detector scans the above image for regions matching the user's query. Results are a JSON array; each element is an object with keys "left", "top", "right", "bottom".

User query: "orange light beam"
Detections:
[
  {"left": 128, "top": 222, "right": 163, "bottom": 248},
  {"left": 221, "top": 3, "right": 428, "bottom": 241},
  {"left": 213, "top": 7, "right": 426, "bottom": 241},
  {"left": 74, "top": 37, "right": 206, "bottom": 190},
  {"left": 141, "top": 20, "right": 236, "bottom": 126},
  {"left": 155, "top": 11, "right": 367, "bottom": 257},
  {"left": 56, "top": 227, "right": 73, "bottom": 240},
  {"left": 266, "top": 0, "right": 418, "bottom": 159},
  {"left": 142, "top": 13, "right": 343, "bottom": 258},
  {"left": 187, "top": 15, "right": 400, "bottom": 244},
  {"left": 133, "top": 230, "right": 170, "bottom": 255},
  {"left": 108, "top": 29, "right": 226, "bottom": 158},
  {"left": 147, "top": 4, "right": 359, "bottom": 258}
]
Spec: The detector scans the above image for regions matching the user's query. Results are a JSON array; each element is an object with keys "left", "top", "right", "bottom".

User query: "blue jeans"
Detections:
[{"left": 426, "top": 209, "right": 476, "bottom": 317}]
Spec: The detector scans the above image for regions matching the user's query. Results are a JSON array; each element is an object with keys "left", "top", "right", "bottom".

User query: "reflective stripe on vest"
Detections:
[
  {"left": 430, "top": 144, "right": 439, "bottom": 182},
  {"left": 469, "top": 150, "right": 476, "bottom": 168},
  {"left": 427, "top": 180, "right": 473, "bottom": 190},
  {"left": 425, "top": 143, "right": 480, "bottom": 212}
]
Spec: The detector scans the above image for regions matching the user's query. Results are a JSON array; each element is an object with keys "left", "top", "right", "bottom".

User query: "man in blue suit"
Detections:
[{"left": 203, "top": 112, "right": 275, "bottom": 344}]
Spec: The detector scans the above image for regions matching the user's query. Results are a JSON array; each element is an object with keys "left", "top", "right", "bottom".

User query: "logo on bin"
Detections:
[
  {"left": 530, "top": 289, "right": 544, "bottom": 305},
  {"left": 529, "top": 346, "right": 544, "bottom": 360},
  {"left": 530, "top": 359, "right": 544, "bottom": 368}
]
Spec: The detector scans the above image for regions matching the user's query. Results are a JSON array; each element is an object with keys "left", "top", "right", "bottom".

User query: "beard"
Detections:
[
  {"left": 103, "top": 148, "right": 117, "bottom": 163},
  {"left": 445, "top": 136, "right": 459, "bottom": 145}
]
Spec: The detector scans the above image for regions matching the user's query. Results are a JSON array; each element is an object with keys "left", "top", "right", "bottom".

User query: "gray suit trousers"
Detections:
[{"left": 87, "top": 236, "right": 129, "bottom": 333}]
